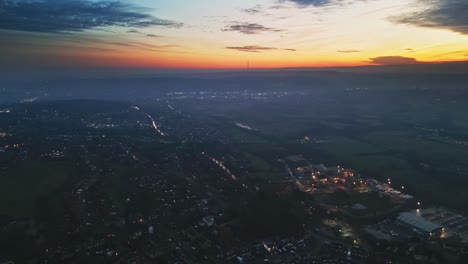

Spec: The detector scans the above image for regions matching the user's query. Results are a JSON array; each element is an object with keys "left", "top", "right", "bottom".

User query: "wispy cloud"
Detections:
[
  {"left": 110, "top": 41, "right": 180, "bottom": 53},
  {"left": 337, "top": 50, "right": 360, "bottom": 53},
  {"left": 2, "top": 26, "right": 179, "bottom": 55},
  {"left": 278, "top": 0, "right": 371, "bottom": 9},
  {"left": 0, "top": 0, "right": 182, "bottom": 33},
  {"left": 390, "top": 0, "right": 468, "bottom": 35},
  {"left": 243, "top": 5, "right": 263, "bottom": 14},
  {"left": 127, "top": 29, "right": 141, "bottom": 34},
  {"left": 368, "top": 56, "right": 424, "bottom": 65},
  {"left": 226, "top": 46, "right": 277, "bottom": 52},
  {"left": 126, "top": 30, "right": 160, "bottom": 38},
  {"left": 279, "top": 0, "right": 335, "bottom": 7},
  {"left": 226, "top": 46, "right": 297, "bottom": 53},
  {"left": 223, "top": 22, "right": 283, "bottom": 34}
]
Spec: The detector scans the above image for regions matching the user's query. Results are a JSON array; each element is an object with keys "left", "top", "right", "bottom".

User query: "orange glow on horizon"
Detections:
[
  {"left": 6, "top": 37, "right": 467, "bottom": 69},
  {"left": 56, "top": 51, "right": 468, "bottom": 69}
]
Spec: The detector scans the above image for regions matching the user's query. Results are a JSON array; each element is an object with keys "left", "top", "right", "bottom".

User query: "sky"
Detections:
[{"left": 1, "top": 0, "right": 468, "bottom": 69}]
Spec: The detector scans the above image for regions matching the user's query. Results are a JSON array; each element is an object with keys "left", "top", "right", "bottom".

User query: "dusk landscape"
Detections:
[{"left": 1, "top": 0, "right": 468, "bottom": 263}]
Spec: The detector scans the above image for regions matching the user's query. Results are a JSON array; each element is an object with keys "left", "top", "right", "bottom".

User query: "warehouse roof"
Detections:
[{"left": 397, "top": 212, "right": 441, "bottom": 233}]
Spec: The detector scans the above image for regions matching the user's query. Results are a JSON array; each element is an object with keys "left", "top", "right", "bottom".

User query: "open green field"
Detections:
[
  {"left": 0, "top": 160, "right": 75, "bottom": 217},
  {"left": 182, "top": 88, "right": 468, "bottom": 211}
]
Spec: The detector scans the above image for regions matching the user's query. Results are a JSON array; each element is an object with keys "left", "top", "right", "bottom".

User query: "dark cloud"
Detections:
[
  {"left": 127, "top": 29, "right": 141, "bottom": 33},
  {"left": 226, "top": 46, "right": 277, "bottom": 53},
  {"left": 337, "top": 50, "right": 360, "bottom": 53},
  {"left": 223, "top": 22, "right": 283, "bottom": 34},
  {"left": 269, "top": 4, "right": 288, "bottom": 9},
  {"left": 0, "top": 0, "right": 182, "bottom": 33},
  {"left": 126, "top": 30, "right": 159, "bottom": 38},
  {"left": 243, "top": 5, "right": 262, "bottom": 14},
  {"left": 279, "top": 0, "right": 372, "bottom": 9},
  {"left": 111, "top": 42, "right": 179, "bottom": 52},
  {"left": 284, "top": 48, "right": 297, "bottom": 51},
  {"left": 390, "top": 0, "right": 468, "bottom": 35},
  {"left": 368, "top": 56, "right": 424, "bottom": 65},
  {"left": 280, "top": 0, "right": 334, "bottom": 7}
]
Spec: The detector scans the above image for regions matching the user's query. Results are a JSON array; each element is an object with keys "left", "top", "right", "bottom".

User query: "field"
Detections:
[
  {"left": 176, "top": 83, "right": 468, "bottom": 211},
  {"left": 0, "top": 160, "right": 76, "bottom": 217}
]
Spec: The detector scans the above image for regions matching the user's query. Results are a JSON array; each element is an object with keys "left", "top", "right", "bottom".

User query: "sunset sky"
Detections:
[{"left": 1, "top": 0, "right": 467, "bottom": 69}]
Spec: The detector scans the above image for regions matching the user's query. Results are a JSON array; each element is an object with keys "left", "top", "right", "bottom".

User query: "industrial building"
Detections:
[{"left": 397, "top": 212, "right": 443, "bottom": 236}]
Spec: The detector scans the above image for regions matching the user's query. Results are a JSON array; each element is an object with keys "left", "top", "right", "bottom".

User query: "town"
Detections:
[{"left": 1, "top": 99, "right": 467, "bottom": 264}]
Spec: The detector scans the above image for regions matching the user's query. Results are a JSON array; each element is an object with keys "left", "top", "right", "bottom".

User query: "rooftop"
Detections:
[{"left": 397, "top": 212, "right": 442, "bottom": 233}]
